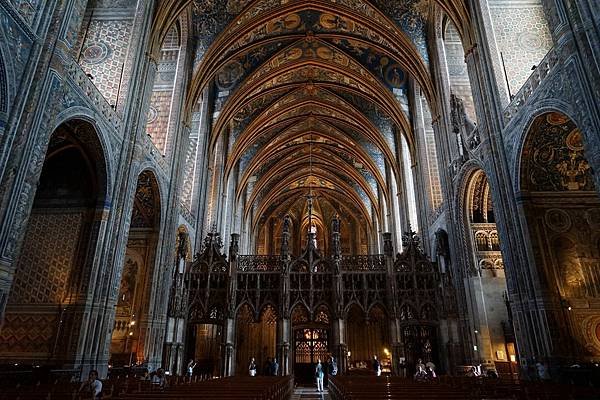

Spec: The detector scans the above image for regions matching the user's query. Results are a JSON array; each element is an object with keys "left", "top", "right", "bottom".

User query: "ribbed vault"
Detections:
[{"left": 151, "top": 0, "right": 472, "bottom": 252}]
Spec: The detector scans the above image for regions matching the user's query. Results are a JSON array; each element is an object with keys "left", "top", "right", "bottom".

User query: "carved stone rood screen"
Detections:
[{"left": 182, "top": 217, "right": 456, "bottom": 378}]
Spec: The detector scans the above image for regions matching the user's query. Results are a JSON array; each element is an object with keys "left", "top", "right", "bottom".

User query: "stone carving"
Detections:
[{"left": 451, "top": 94, "right": 479, "bottom": 151}]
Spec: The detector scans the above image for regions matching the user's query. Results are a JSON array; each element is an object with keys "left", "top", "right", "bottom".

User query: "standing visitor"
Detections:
[
  {"left": 315, "top": 359, "right": 325, "bottom": 392},
  {"left": 330, "top": 356, "right": 338, "bottom": 376},
  {"left": 249, "top": 357, "right": 257, "bottom": 376},
  {"left": 187, "top": 359, "right": 197, "bottom": 382},
  {"left": 271, "top": 358, "right": 279, "bottom": 376},
  {"left": 373, "top": 355, "right": 382, "bottom": 376}
]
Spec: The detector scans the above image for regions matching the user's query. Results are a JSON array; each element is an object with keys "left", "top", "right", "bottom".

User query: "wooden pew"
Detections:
[
  {"left": 329, "top": 375, "right": 600, "bottom": 400},
  {"left": 114, "top": 376, "right": 293, "bottom": 400}
]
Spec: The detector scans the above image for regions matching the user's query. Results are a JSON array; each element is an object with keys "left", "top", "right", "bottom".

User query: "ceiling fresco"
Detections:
[
  {"left": 191, "top": 0, "right": 430, "bottom": 67},
  {"left": 170, "top": 0, "right": 443, "bottom": 238}
]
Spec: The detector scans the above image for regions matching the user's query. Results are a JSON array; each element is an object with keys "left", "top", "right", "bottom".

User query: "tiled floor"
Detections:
[{"left": 292, "top": 385, "right": 331, "bottom": 399}]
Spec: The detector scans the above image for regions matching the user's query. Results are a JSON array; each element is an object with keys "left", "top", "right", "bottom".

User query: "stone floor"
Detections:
[{"left": 292, "top": 385, "right": 331, "bottom": 399}]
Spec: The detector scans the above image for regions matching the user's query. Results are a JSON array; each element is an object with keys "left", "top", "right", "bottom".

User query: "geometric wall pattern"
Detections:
[
  {"left": 420, "top": 95, "right": 443, "bottom": 212},
  {"left": 0, "top": 313, "right": 57, "bottom": 355},
  {"left": 146, "top": 90, "right": 173, "bottom": 154},
  {"left": 146, "top": 25, "right": 179, "bottom": 155},
  {"left": 8, "top": 211, "right": 84, "bottom": 304},
  {"left": 181, "top": 111, "right": 202, "bottom": 212},
  {"left": 78, "top": 19, "right": 133, "bottom": 107},
  {"left": 488, "top": 0, "right": 552, "bottom": 93}
]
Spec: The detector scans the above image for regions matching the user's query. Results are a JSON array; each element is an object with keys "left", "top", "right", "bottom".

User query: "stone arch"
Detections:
[
  {"left": 234, "top": 303, "right": 279, "bottom": 375},
  {"left": 0, "top": 24, "right": 16, "bottom": 126},
  {"left": 110, "top": 169, "right": 162, "bottom": 366},
  {"left": 459, "top": 167, "right": 515, "bottom": 372},
  {"left": 52, "top": 108, "right": 115, "bottom": 195},
  {"left": 518, "top": 110, "right": 600, "bottom": 362},
  {"left": 0, "top": 118, "right": 108, "bottom": 366},
  {"left": 346, "top": 303, "right": 389, "bottom": 370},
  {"left": 0, "top": 50, "right": 8, "bottom": 125}
]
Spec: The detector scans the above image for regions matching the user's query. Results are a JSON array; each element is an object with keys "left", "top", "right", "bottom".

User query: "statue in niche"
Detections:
[
  {"left": 283, "top": 214, "right": 291, "bottom": 234},
  {"left": 118, "top": 258, "right": 138, "bottom": 307}
]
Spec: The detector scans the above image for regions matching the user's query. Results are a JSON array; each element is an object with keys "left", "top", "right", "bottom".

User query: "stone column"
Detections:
[
  {"left": 193, "top": 86, "right": 214, "bottom": 246},
  {"left": 279, "top": 215, "right": 292, "bottom": 375},
  {"left": 222, "top": 318, "right": 235, "bottom": 377},
  {"left": 383, "top": 232, "right": 403, "bottom": 376},
  {"left": 460, "top": 30, "right": 557, "bottom": 374},
  {"left": 276, "top": 318, "right": 291, "bottom": 376},
  {"left": 223, "top": 234, "right": 239, "bottom": 377}
]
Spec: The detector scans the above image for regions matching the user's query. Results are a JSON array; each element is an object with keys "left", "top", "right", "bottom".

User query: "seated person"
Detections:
[
  {"left": 79, "top": 370, "right": 102, "bottom": 399},
  {"left": 414, "top": 360, "right": 427, "bottom": 381},
  {"left": 139, "top": 368, "right": 151, "bottom": 381},
  {"left": 151, "top": 368, "right": 167, "bottom": 389},
  {"left": 425, "top": 365, "right": 437, "bottom": 379}
]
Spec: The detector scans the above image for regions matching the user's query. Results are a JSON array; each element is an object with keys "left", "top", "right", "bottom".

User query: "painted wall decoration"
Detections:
[
  {"left": 131, "top": 171, "right": 159, "bottom": 228},
  {"left": 522, "top": 113, "right": 595, "bottom": 192}
]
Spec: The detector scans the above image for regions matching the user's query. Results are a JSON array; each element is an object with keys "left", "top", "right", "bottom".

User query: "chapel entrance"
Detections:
[
  {"left": 290, "top": 304, "right": 332, "bottom": 384},
  {"left": 293, "top": 327, "right": 330, "bottom": 384},
  {"left": 401, "top": 324, "right": 439, "bottom": 375}
]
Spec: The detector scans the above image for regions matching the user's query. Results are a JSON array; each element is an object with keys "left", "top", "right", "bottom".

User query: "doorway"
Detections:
[{"left": 293, "top": 327, "right": 330, "bottom": 384}]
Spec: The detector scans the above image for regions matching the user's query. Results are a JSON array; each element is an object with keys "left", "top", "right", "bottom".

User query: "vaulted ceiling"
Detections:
[{"left": 151, "top": 0, "right": 472, "bottom": 239}]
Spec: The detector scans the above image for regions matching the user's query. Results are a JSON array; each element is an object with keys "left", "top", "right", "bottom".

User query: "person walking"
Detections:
[{"left": 315, "top": 359, "right": 325, "bottom": 392}]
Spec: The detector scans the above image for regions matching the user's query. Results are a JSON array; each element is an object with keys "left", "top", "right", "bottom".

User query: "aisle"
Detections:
[{"left": 292, "top": 385, "right": 330, "bottom": 399}]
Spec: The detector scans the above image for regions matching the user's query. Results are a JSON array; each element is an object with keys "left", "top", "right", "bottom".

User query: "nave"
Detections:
[{"left": 0, "top": 0, "right": 599, "bottom": 396}]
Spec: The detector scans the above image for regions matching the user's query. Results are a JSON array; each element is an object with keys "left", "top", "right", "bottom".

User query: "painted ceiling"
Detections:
[{"left": 154, "top": 0, "right": 461, "bottom": 235}]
